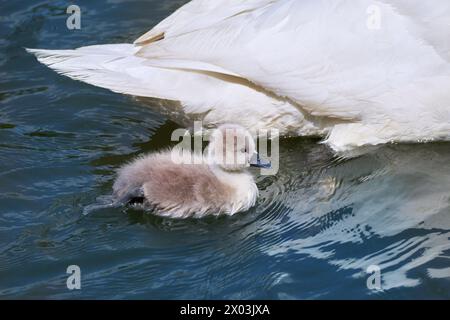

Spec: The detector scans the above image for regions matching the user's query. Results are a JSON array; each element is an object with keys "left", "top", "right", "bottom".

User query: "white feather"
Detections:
[
  {"left": 28, "top": 0, "right": 450, "bottom": 152},
  {"left": 27, "top": 45, "right": 321, "bottom": 136}
]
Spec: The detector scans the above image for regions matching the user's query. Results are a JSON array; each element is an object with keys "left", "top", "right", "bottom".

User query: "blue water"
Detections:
[{"left": 1, "top": 0, "right": 450, "bottom": 299}]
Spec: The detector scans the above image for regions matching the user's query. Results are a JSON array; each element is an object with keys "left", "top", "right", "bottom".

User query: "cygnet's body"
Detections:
[{"left": 113, "top": 125, "right": 267, "bottom": 218}]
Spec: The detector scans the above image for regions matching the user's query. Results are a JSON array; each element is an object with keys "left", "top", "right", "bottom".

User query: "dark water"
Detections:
[{"left": 1, "top": 0, "right": 450, "bottom": 299}]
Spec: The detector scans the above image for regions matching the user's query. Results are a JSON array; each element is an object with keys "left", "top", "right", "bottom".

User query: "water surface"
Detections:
[{"left": 1, "top": 0, "right": 449, "bottom": 299}]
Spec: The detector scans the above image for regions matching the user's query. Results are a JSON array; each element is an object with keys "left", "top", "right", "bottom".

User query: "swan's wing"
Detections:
[
  {"left": 382, "top": 0, "right": 450, "bottom": 62},
  {"left": 136, "top": 0, "right": 450, "bottom": 122},
  {"left": 134, "top": 0, "right": 278, "bottom": 45},
  {"left": 28, "top": 44, "right": 316, "bottom": 136}
]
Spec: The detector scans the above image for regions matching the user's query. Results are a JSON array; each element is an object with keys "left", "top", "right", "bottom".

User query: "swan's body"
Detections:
[
  {"left": 28, "top": 0, "right": 450, "bottom": 152},
  {"left": 113, "top": 124, "right": 261, "bottom": 218}
]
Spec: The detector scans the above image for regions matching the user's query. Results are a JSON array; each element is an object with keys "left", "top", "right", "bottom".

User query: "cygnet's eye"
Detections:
[{"left": 240, "top": 147, "right": 248, "bottom": 153}]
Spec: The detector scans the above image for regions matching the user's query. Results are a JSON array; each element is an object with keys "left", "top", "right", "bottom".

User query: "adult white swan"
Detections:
[{"left": 28, "top": 0, "right": 450, "bottom": 152}]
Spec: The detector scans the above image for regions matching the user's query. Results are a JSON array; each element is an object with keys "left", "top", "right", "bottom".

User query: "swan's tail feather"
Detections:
[
  {"left": 26, "top": 44, "right": 166, "bottom": 99},
  {"left": 26, "top": 44, "right": 215, "bottom": 110},
  {"left": 26, "top": 44, "right": 238, "bottom": 111},
  {"left": 26, "top": 44, "right": 319, "bottom": 137}
]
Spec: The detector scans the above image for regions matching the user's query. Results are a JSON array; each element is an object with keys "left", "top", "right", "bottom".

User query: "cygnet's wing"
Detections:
[{"left": 114, "top": 186, "right": 146, "bottom": 206}]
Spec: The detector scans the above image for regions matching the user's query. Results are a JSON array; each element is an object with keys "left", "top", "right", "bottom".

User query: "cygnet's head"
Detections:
[{"left": 207, "top": 124, "right": 270, "bottom": 172}]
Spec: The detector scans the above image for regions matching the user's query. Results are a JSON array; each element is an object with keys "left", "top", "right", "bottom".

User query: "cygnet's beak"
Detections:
[{"left": 250, "top": 153, "right": 272, "bottom": 169}]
